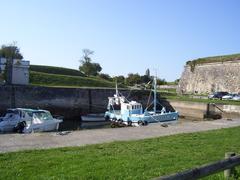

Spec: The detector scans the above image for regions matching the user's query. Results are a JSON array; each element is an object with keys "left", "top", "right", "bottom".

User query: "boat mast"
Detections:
[
  {"left": 115, "top": 81, "right": 119, "bottom": 96},
  {"left": 153, "top": 76, "right": 157, "bottom": 114}
]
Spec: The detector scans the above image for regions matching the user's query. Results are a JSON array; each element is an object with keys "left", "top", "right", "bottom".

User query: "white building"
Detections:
[
  {"left": 0, "top": 58, "right": 6, "bottom": 73},
  {"left": 0, "top": 58, "right": 30, "bottom": 85}
]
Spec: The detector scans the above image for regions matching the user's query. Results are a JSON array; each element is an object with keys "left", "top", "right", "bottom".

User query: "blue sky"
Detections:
[{"left": 1, "top": 0, "right": 240, "bottom": 81}]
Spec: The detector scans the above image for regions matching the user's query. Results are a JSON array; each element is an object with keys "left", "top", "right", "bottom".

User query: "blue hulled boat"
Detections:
[{"left": 104, "top": 77, "right": 179, "bottom": 126}]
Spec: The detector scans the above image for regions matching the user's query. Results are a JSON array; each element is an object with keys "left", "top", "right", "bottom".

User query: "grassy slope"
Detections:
[
  {"left": 30, "top": 65, "right": 85, "bottom": 77},
  {"left": 30, "top": 71, "right": 116, "bottom": 88},
  {"left": 186, "top": 53, "right": 240, "bottom": 65},
  {"left": 1, "top": 127, "right": 240, "bottom": 179},
  {"left": 158, "top": 89, "right": 240, "bottom": 105},
  {"left": 164, "top": 95, "right": 240, "bottom": 106}
]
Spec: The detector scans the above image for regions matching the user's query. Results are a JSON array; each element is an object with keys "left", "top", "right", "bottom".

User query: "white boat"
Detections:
[
  {"left": 81, "top": 113, "right": 106, "bottom": 122},
  {"left": 0, "top": 108, "right": 63, "bottom": 133},
  {"left": 104, "top": 77, "right": 179, "bottom": 126}
]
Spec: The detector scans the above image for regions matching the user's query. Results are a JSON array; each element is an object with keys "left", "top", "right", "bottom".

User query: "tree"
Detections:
[
  {"left": 174, "top": 79, "right": 180, "bottom": 84},
  {"left": 113, "top": 75, "right": 125, "bottom": 84},
  {"left": 140, "top": 75, "right": 151, "bottom": 84},
  {"left": 79, "top": 49, "right": 102, "bottom": 76},
  {"left": 0, "top": 42, "right": 24, "bottom": 84},
  {"left": 0, "top": 42, "right": 23, "bottom": 60},
  {"left": 145, "top": 68, "right": 150, "bottom": 77},
  {"left": 156, "top": 78, "right": 167, "bottom": 85},
  {"left": 126, "top": 73, "right": 141, "bottom": 85},
  {"left": 98, "top": 73, "right": 112, "bottom": 81}
]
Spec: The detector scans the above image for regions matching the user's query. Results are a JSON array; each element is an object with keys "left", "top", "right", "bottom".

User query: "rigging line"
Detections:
[
  {"left": 145, "top": 101, "right": 153, "bottom": 112},
  {"left": 126, "top": 87, "right": 133, "bottom": 99},
  {"left": 118, "top": 91, "right": 130, "bottom": 103},
  {"left": 146, "top": 89, "right": 152, "bottom": 108}
]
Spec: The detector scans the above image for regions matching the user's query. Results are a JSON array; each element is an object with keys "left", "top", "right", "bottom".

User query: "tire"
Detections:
[
  {"left": 112, "top": 118, "right": 117, "bottom": 122},
  {"left": 118, "top": 119, "right": 123, "bottom": 125},
  {"left": 111, "top": 123, "right": 116, "bottom": 128},
  {"left": 14, "top": 121, "right": 26, "bottom": 133},
  {"left": 138, "top": 120, "right": 144, "bottom": 126},
  {"left": 105, "top": 116, "right": 110, "bottom": 121},
  {"left": 127, "top": 121, "right": 132, "bottom": 126}
]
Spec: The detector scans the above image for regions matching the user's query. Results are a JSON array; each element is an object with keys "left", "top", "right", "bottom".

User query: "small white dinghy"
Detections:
[{"left": 81, "top": 113, "right": 106, "bottom": 122}]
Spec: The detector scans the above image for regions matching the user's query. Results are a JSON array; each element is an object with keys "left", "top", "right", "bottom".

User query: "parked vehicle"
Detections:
[
  {"left": 208, "top": 92, "right": 229, "bottom": 99},
  {"left": 222, "top": 93, "right": 235, "bottom": 100},
  {"left": 0, "top": 108, "right": 63, "bottom": 133},
  {"left": 232, "top": 94, "right": 240, "bottom": 101}
]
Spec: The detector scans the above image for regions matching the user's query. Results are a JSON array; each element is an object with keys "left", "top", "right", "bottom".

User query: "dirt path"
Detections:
[{"left": 1, "top": 119, "right": 240, "bottom": 153}]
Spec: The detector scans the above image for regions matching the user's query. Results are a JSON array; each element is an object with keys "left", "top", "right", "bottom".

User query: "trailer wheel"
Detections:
[
  {"left": 127, "top": 121, "right": 132, "bottom": 126},
  {"left": 138, "top": 120, "right": 144, "bottom": 126},
  {"left": 111, "top": 122, "right": 116, "bottom": 128},
  {"left": 118, "top": 119, "right": 123, "bottom": 125},
  {"left": 105, "top": 116, "right": 110, "bottom": 121}
]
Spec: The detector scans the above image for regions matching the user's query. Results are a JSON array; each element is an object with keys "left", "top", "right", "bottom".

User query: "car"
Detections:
[
  {"left": 222, "top": 93, "right": 237, "bottom": 100},
  {"left": 232, "top": 94, "right": 240, "bottom": 101},
  {"left": 208, "top": 92, "right": 229, "bottom": 99}
]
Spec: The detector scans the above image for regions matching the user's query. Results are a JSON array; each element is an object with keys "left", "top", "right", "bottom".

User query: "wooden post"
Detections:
[
  {"left": 224, "top": 152, "right": 236, "bottom": 179},
  {"left": 157, "top": 153, "right": 240, "bottom": 180}
]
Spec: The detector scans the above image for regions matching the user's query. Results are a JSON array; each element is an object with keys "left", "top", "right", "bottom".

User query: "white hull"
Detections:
[
  {"left": 81, "top": 114, "right": 106, "bottom": 122},
  {"left": 0, "top": 108, "right": 63, "bottom": 133}
]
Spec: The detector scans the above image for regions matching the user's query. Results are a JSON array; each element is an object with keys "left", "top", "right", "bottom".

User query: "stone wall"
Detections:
[
  {"left": 169, "top": 100, "right": 240, "bottom": 120},
  {"left": 177, "top": 60, "right": 240, "bottom": 94},
  {"left": 0, "top": 85, "right": 160, "bottom": 119},
  {"left": 0, "top": 85, "right": 239, "bottom": 124}
]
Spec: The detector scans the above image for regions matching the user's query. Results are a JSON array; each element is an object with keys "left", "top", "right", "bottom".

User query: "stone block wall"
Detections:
[{"left": 177, "top": 60, "right": 240, "bottom": 94}]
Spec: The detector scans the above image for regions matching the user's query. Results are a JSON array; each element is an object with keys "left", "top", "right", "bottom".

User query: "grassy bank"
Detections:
[
  {"left": 157, "top": 89, "right": 240, "bottom": 106},
  {"left": 1, "top": 127, "right": 240, "bottom": 179},
  {"left": 186, "top": 53, "right": 240, "bottom": 65},
  {"left": 163, "top": 94, "right": 240, "bottom": 106},
  {"left": 30, "top": 65, "right": 85, "bottom": 77},
  {"left": 29, "top": 71, "right": 116, "bottom": 88}
]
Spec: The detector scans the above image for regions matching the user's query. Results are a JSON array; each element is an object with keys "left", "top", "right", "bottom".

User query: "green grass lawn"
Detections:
[
  {"left": 186, "top": 53, "right": 240, "bottom": 65},
  {"left": 157, "top": 89, "right": 240, "bottom": 106},
  {"left": 29, "top": 71, "right": 117, "bottom": 88},
  {"left": 1, "top": 127, "right": 240, "bottom": 179},
  {"left": 164, "top": 94, "right": 240, "bottom": 106},
  {"left": 30, "top": 65, "right": 85, "bottom": 77}
]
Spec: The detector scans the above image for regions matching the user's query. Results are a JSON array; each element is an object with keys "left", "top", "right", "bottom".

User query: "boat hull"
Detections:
[
  {"left": 81, "top": 114, "right": 106, "bottom": 122},
  {"left": 105, "top": 111, "right": 179, "bottom": 126}
]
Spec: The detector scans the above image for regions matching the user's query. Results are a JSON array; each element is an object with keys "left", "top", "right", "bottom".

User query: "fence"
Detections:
[{"left": 154, "top": 152, "right": 240, "bottom": 180}]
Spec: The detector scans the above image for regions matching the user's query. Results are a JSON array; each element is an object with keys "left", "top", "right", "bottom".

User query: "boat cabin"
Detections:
[{"left": 121, "top": 101, "right": 143, "bottom": 115}]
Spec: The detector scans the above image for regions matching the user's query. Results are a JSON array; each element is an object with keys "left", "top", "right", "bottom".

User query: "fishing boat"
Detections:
[
  {"left": 0, "top": 108, "right": 63, "bottom": 133},
  {"left": 104, "top": 77, "right": 179, "bottom": 126}
]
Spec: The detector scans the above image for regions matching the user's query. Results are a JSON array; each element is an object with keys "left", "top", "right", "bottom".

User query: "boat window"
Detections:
[{"left": 33, "top": 111, "right": 53, "bottom": 121}]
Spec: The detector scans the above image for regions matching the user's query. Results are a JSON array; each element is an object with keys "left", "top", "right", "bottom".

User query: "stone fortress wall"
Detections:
[{"left": 177, "top": 60, "right": 240, "bottom": 94}]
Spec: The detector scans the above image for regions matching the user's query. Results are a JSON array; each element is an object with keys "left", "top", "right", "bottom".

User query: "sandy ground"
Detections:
[{"left": 1, "top": 118, "right": 240, "bottom": 153}]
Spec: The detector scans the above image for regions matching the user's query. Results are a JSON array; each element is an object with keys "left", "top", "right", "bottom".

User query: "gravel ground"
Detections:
[{"left": 1, "top": 118, "right": 240, "bottom": 153}]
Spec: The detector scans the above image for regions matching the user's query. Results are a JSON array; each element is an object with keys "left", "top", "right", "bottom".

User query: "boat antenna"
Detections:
[
  {"left": 152, "top": 68, "right": 158, "bottom": 114},
  {"left": 115, "top": 80, "right": 119, "bottom": 96},
  {"left": 153, "top": 76, "right": 157, "bottom": 114}
]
